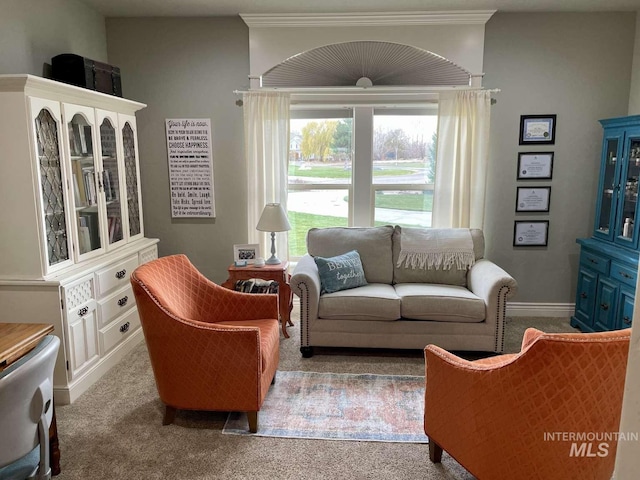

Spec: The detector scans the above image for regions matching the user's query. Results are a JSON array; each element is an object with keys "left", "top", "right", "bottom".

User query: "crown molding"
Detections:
[{"left": 240, "top": 10, "right": 496, "bottom": 28}]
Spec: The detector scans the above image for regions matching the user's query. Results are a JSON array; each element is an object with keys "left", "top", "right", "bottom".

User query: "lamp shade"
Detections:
[{"left": 256, "top": 203, "right": 291, "bottom": 232}]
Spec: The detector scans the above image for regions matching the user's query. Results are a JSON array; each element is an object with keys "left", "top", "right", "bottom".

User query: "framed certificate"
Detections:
[
  {"left": 519, "top": 114, "right": 556, "bottom": 145},
  {"left": 513, "top": 221, "right": 549, "bottom": 246},
  {"left": 516, "top": 187, "right": 551, "bottom": 212},
  {"left": 517, "top": 152, "right": 554, "bottom": 179}
]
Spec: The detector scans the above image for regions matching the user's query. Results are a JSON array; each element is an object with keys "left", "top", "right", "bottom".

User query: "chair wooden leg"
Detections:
[
  {"left": 429, "top": 439, "right": 443, "bottom": 463},
  {"left": 247, "top": 411, "right": 258, "bottom": 433},
  {"left": 163, "top": 405, "right": 177, "bottom": 425}
]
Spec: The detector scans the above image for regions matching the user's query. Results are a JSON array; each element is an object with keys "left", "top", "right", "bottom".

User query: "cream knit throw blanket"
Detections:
[{"left": 396, "top": 228, "right": 475, "bottom": 271}]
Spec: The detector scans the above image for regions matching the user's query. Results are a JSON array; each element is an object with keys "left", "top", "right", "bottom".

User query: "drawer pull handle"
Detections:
[
  {"left": 624, "top": 316, "right": 632, "bottom": 325},
  {"left": 580, "top": 292, "right": 588, "bottom": 299},
  {"left": 117, "top": 296, "right": 128, "bottom": 307},
  {"left": 78, "top": 306, "right": 89, "bottom": 317},
  {"left": 600, "top": 303, "right": 609, "bottom": 311},
  {"left": 589, "top": 258, "right": 599, "bottom": 264},
  {"left": 119, "top": 322, "right": 130, "bottom": 333},
  {"left": 619, "top": 271, "right": 632, "bottom": 279},
  {"left": 115, "top": 269, "right": 127, "bottom": 279}
]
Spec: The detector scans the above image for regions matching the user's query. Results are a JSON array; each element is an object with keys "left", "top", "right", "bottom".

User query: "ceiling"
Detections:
[{"left": 79, "top": 0, "right": 640, "bottom": 17}]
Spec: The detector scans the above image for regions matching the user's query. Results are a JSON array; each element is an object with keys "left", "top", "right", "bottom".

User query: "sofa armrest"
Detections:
[
  {"left": 290, "top": 254, "right": 321, "bottom": 344},
  {"left": 467, "top": 259, "right": 518, "bottom": 352},
  {"left": 467, "top": 258, "right": 518, "bottom": 302}
]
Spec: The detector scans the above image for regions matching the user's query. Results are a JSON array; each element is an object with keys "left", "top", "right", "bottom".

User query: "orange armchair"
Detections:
[
  {"left": 424, "top": 328, "right": 631, "bottom": 480},
  {"left": 130, "top": 254, "right": 280, "bottom": 433}
]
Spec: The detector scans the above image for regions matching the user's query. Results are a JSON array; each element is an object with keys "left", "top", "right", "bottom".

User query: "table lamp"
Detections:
[{"left": 256, "top": 203, "right": 291, "bottom": 265}]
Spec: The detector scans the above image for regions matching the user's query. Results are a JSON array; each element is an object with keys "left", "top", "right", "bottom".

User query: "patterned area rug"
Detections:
[{"left": 223, "top": 370, "right": 427, "bottom": 443}]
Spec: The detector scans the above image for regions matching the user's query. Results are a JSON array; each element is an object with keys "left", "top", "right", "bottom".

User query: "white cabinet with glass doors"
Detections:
[{"left": 0, "top": 74, "right": 158, "bottom": 404}]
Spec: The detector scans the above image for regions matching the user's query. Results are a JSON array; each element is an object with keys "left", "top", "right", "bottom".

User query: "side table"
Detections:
[{"left": 222, "top": 261, "right": 293, "bottom": 338}]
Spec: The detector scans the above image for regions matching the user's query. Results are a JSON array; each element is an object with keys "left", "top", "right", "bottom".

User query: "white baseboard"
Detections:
[{"left": 506, "top": 302, "right": 575, "bottom": 317}]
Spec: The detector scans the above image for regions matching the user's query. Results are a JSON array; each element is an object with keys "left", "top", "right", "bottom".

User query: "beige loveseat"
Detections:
[{"left": 290, "top": 225, "right": 518, "bottom": 357}]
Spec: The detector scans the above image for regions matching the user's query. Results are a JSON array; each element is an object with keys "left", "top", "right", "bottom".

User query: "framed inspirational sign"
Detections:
[{"left": 165, "top": 118, "right": 215, "bottom": 217}]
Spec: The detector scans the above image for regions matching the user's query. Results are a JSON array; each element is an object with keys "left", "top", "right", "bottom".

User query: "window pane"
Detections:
[
  {"left": 372, "top": 113, "right": 437, "bottom": 185},
  {"left": 374, "top": 190, "right": 432, "bottom": 228},
  {"left": 290, "top": 116, "right": 353, "bottom": 185},
  {"left": 288, "top": 189, "right": 349, "bottom": 257}
]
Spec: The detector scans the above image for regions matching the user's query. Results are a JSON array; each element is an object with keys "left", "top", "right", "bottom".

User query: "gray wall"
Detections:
[
  {"left": 105, "top": 12, "right": 636, "bottom": 300},
  {"left": 0, "top": 0, "right": 107, "bottom": 76},
  {"left": 1, "top": 3, "right": 638, "bottom": 303},
  {"left": 105, "top": 17, "right": 249, "bottom": 282},
  {"left": 483, "top": 12, "right": 635, "bottom": 304}
]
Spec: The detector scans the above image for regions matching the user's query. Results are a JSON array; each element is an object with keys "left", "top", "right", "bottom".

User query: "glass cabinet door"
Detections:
[
  {"left": 615, "top": 133, "right": 640, "bottom": 247},
  {"left": 120, "top": 114, "right": 144, "bottom": 241},
  {"left": 594, "top": 133, "right": 622, "bottom": 241},
  {"left": 31, "top": 99, "right": 72, "bottom": 272},
  {"left": 64, "top": 104, "right": 104, "bottom": 259},
  {"left": 97, "top": 111, "right": 125, "bottom": 249}
]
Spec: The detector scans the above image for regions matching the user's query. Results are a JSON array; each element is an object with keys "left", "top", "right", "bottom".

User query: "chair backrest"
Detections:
[
  {"left": 131, "top": 254, "right": 213, "bottom": 322},
  {"left": 0, "top": 335, "right": 60, "bottom": 478},
  {"left": 492, "top": 329, "right": 630, "bottom": 479}
]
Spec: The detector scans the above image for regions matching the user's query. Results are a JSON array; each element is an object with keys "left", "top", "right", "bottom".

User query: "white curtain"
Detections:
[
  {"left": 432, "top": 90, "right": 492, "bottom": 229},
  {"left": 243, "top": 91, "right": 291, "bottom": 260}
]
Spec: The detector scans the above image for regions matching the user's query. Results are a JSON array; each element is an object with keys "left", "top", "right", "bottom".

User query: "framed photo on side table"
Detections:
[
  {"left": 513, "top": 221, "right": 549, "bottom": 247},
  {"left": 519, "top": 115, "right": 556, "bottom": 145},
  {"left": 516, "top": 187, "right": 551, "bottom": 212},
  {"left": 233, "top": 243, "right": 260, "bottom": 264},
  {"left": 517, "top": 152, "right": 554, "bottom": 180}
]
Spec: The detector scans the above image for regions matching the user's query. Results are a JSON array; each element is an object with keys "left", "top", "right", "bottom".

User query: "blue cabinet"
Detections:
[{"left": 572, "top": 115, "right": 640, "bottom": 332}]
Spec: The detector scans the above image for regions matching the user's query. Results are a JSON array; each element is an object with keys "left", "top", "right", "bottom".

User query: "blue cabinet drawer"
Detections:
[
  {"left": 580, "top": 251, "right": 610, "bottom": 275},
  {"left": 611, "top": 261, "right": 637, "bottom": 288}
]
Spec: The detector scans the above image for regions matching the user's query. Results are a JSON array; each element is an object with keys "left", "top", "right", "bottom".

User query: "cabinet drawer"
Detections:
[
  {"left": 95, "top": 255, "right": 139, "bottom": 298},
  {"left": 580, "top": 251, "right": 610, "bottom": 275},
  {"left": 97, "top": 284, "right": 135, "bottom": 328},
  {"left": 611, "top": 261, "right": 638, "bottom": 288},
  {"left": 99, "top": 308, "right": 140, "bottom": 354}
]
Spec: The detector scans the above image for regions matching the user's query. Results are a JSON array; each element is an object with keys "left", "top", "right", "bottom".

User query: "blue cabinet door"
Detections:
[
  {"left": 593, "top": 128, "right": 624, "bottom": 242},
  {"left": 574, "top": 267, "right": 598, "bottom": 329},
  {"left": 594, "top": 278, "right": 619, "bottom": 331},
  {"left": 618, "top": 288, "right": 634, "bottom": 330},
  {"left": 613, "top": 126, "right": 640, "bottom": 249}
]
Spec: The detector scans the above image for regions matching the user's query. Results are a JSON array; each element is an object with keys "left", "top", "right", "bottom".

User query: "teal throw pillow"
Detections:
[{"left": 314, "top": 250, "right": 367, "bottom": 294}]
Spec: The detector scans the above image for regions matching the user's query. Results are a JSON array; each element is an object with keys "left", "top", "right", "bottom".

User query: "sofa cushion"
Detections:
[
  {"left": 318, "top": 284, "right": 401, "bottom": 321},
  {"left": 314, "top": 250, "right": 367, "bottom": 294},
  {"left": 307, "top": 226, "right": 394, "bottom": 284},
  {"left": 394, "top": 284, "right": 485, "bottom": 323},
  {"left": 392, "top": 226, "right": 485, "bottom": 286}
]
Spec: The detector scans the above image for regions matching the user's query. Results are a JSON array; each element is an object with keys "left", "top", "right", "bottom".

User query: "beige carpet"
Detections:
[{"left": 54, "top": 305, "right": 578, "bottom": 479}]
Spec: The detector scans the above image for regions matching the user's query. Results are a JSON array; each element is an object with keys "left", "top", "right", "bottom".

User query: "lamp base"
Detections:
[{"left": 265, "top": 256, "right": 281, "bottom": 265}]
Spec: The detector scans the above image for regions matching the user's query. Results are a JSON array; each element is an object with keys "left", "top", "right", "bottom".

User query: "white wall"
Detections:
[
  {"left": 245, "top": 20, "right": 488, "bottom": 85},
  {"left": 0, "top": 0, "right": 107, "bottom": 76}
]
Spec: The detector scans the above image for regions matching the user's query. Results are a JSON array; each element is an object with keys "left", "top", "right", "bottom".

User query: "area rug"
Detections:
[{"left": 223, "top": 370, "right": 427, "bottom": 443}]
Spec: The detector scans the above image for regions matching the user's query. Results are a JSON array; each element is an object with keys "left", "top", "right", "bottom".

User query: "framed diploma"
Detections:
[
  {"left": 513, "top": 221, "right": 549, "bottom": 246},
  {"left": 517, "top": 152, "right": 554, "bottom": 179},
  {"left": 519, "top": 114, "right": 556, "bottom": 145},
  {"left": 516, "top": 186, "right": 551, "bottom": 212}
]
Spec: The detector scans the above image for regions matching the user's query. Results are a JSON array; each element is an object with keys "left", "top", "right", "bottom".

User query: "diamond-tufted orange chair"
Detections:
[
  {"left": 424, "top": 328, "right": 631, "bottom": 480},
  {"left": 130, "top": 254, "right": 280, "bottom": 433}
]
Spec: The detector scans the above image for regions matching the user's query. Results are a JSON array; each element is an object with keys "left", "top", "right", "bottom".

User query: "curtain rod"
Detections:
[{"left": 233, "top": 87, "right": 500, "bottom": 95}]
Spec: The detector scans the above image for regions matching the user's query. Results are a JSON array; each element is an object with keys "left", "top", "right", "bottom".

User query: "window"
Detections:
[{"left": 288, "top": 106, "right": 438, "bottom": 259}]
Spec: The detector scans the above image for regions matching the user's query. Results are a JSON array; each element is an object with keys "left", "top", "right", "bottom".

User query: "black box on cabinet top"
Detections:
[{"left": 51, "top": 54, "right": 122, "bottom": 97}]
